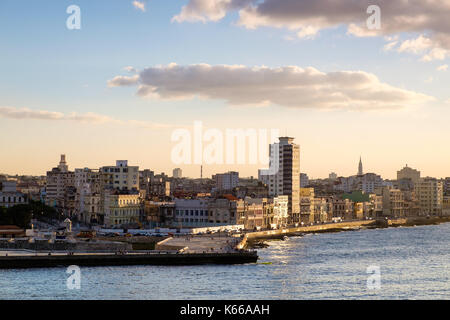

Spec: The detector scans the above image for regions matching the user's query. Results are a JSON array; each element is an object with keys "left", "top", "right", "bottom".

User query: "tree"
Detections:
[{"left": 0, "top": 205, "right": 32, "bottom": 229}]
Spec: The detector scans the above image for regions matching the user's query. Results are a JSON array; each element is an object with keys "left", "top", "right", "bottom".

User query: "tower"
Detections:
[
  {"left": 58, "top": 154, "right": 68, "bottom": 172},
  {"left": 358, "top": 156, "right": 363, "bottom": 176},
  {"left": 259, "top": 137, "right": 300, "bottom": 223}
]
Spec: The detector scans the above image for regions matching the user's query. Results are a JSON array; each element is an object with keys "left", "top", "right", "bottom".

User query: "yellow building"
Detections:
[
  {"left": 414, "top": 177, "right": 443, "bottom": 216},
  {"left": 104, "top": 192, "right": 142, "bottom": 227},
  {"left": 300, "top": 188, "right": 315, "bottom": 224}
]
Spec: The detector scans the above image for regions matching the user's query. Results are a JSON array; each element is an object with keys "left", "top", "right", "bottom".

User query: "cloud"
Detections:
[
  {"left": 108, "top": 63, "right": 434, "bottom": 110},
  {"left": 0, "top": 106, "right": 174, "bottom": 129},
  {"left": 132, "top": 1, "right": 146, "bottom": 12},
  {"left": 0, "top": 107, "right": 64, "bottom": 120},
  {"left": 124, "top": 66, "right": 138, "bottom": 73},
  {"left": 107, "top": 74, "right": 139, "bottom": 87},
  {"left": 172, "top": 0, "right": 252, "bottom": 23},
  {"left": 173, "top": 0, "right": 450, "bottom": 61}
]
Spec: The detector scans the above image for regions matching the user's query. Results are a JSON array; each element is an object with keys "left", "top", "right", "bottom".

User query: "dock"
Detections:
[{"left": 0, "top": 250, "right": 258, "bottom": 268}]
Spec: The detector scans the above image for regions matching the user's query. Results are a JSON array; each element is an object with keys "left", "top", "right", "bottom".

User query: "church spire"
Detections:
[{"left": 358, "top": 156, "right": 363, "bottom": 176}]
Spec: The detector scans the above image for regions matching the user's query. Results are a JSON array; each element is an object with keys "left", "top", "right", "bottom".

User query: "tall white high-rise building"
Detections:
[{"left": 259, "top": 137, "right": 300, "bottom": 222}]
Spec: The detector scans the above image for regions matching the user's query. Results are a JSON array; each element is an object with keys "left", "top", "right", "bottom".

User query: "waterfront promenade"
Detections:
[{"left": 156, "top": 234, "right": 241, "bottom": 253}]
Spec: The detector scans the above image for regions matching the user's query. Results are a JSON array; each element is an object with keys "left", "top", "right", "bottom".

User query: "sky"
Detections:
[{"left": 1, "top": 0, "right": 450, "bottom": 179}]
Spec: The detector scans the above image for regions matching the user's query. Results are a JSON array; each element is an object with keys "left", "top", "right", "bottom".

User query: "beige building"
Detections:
[
  {"left": 397, "top": 165, "right": 420, "bottom": 184},
  {"left": 379, "top": 187, "right": 405, "bottom": 218},
  {"left": 79, "top": 194, "right": 102, "bottom": 225},
  {"left": 443, "top": 196, "right": 450, "bottom": 216},
  {"left": 313, "top": 197, "right": 329, "bottom": 222},
  {"left": 414, "top": 177, "right": 443, "bottom": 216},
  {"left": 45, "top": 155, "right": 75, "bottom": 216},
  {"left": 104, "top": 191, "right": 142, "bottom": 227},
  {"left": 332, "top": 198, "right": 353, "bottom": 221},
  {"left": 299, "top": 188, "right": 315, "bottom": 223},
  {"left": 100, "top": 160, "right": 139, "bottom": 191}
]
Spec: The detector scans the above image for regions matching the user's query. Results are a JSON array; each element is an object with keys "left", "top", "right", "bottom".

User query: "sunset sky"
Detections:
[{"left": 1, "top": 0, "right": 450, "bottom": 179}]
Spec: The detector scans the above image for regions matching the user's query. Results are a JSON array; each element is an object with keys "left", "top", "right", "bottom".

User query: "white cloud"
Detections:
[
  {"left": 172, "top": 0, "right": 252, "bottom": 23},
  {"left": 0, "top": 106, "right": 174, "bottom": 129},
  {"left": 437, "top": 64, "right": 449, "bottom": 71},
  {"left": 107, "top": 74, "right": 139, "bottom": 87},
  {"left": 132, "top": 1, "right": 146, "bottom": 12},
  {"left": 0, "top": 107, "right": 64, "bottom": 120},
  {"left": 173, "top": 0, "right": 450, "bottom": 61},
  {"left": 108, "top": 63, "right": 434, "bottom": 111},
  {"left": 124, "top": 66, "right": 138, "bottom": 73}
]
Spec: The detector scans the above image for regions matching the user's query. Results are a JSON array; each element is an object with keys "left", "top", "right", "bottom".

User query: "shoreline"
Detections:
[{"left": 241, "top": 216, "right": 450, "bottom": 248}]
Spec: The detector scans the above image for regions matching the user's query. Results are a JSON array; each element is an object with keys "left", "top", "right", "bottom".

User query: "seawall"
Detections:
[
  {"left": 245, "top": 220, "right": 375, "bottom": 242},
  {"left": 0, "top": 239, "right": 132, "bottom": 252},
  {"left": 241, "top": 216, "right": 450, "bottom": 247}
]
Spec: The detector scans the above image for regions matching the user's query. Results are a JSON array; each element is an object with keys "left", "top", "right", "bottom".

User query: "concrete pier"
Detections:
[{"left": 0, "top": 250, "right": 258, "bottom": 268}]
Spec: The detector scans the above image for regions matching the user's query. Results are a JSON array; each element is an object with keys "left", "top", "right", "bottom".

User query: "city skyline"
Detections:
[
  {"left": 0, "top": 151, "right": 444, "bottom": 182},
  {"left": 1, "top": 1, "right": 450, "bottom": 179}
]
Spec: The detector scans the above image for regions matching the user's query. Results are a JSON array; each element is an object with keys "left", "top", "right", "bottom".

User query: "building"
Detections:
[
  {"left": 397, "top": 165, "right": 420, "bottom": 184},
  {"left": 74, "top": 168, "right": 102, "bottom": 224},
  {"left": 443, "top": 196, "right": 450, "bottom": 216},
  {"left": 103, "top": 190, "right": 142, "bottom": 227},
  {"left": 313, "top": 197, "right": 329, "bottom": 222},
  {"left": 332, "top": 198, "right": 354, "bottom": 221},
  {"left": 378, "top": 187, "right": 405, "bottom": 218},
  {"left": 208, "top": 197, "right": 239, "bottom": 226},
  {"left": 173, "top": 168, "right": 182, "bottom": 179},
  {"left": 45, "top": 155, "right": 75, "bottom": 216},
  {"left": 259, "top": 137, "right": 300, "bottom": 223},
  {"left": 443, "top": 177, "right": 450, "bottom": 196},
  {"left": 214, "top": 171, "right": 239, "bottom": 191},
  {"left": 299, "top": 188, "right": 315, "bottom": 223},
  {"left": 174, "top": 198, "right": 210, "bottom": 227},
  {"left": 241, "top": 197, "right": 266, "bottom": 230},
  {"left": 100, "top": 160, "right": 139, "bottom": 191},
  {"left": 1, "top": 180, "right": 18, "bottom": 192},
  {"left": 358, "top": 157, "right": 363, "bottom": 176},
  {"left": 272, "top": 195, "right": 289, "bottom": 228},
  {"left": 300, "top": 173, "right": 309, "bottom": 187},
  {"left": 334, "top": 173, "right": 384, "bottom": 194},
  {"left": 78, "top": 194, "right": 102, "bottom": 225},
  {"left": 415, "top": 177, "right": 443, "bottom": 216},
  {"left": 0, "top": 191, "right": 28, "bottom": 208},
  {"left": 328, "top": 172, "right": 338, "bottom": 181}
]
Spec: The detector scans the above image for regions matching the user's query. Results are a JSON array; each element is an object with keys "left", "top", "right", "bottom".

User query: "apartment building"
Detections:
[
  {"left": 415, "top": 177, "right": 443, "bottom": 216},
  {"left": 259, "top": 137, "right": 300, "bottom": 223},
  {"left": 100, "top": 160, "right": 139, "bottom": 191},
  {"left": 45, "top": 155, "right": 75, "bottom": 216},
  {"left": 103, "top": 191, "right": 142, "bottom": 227}
]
